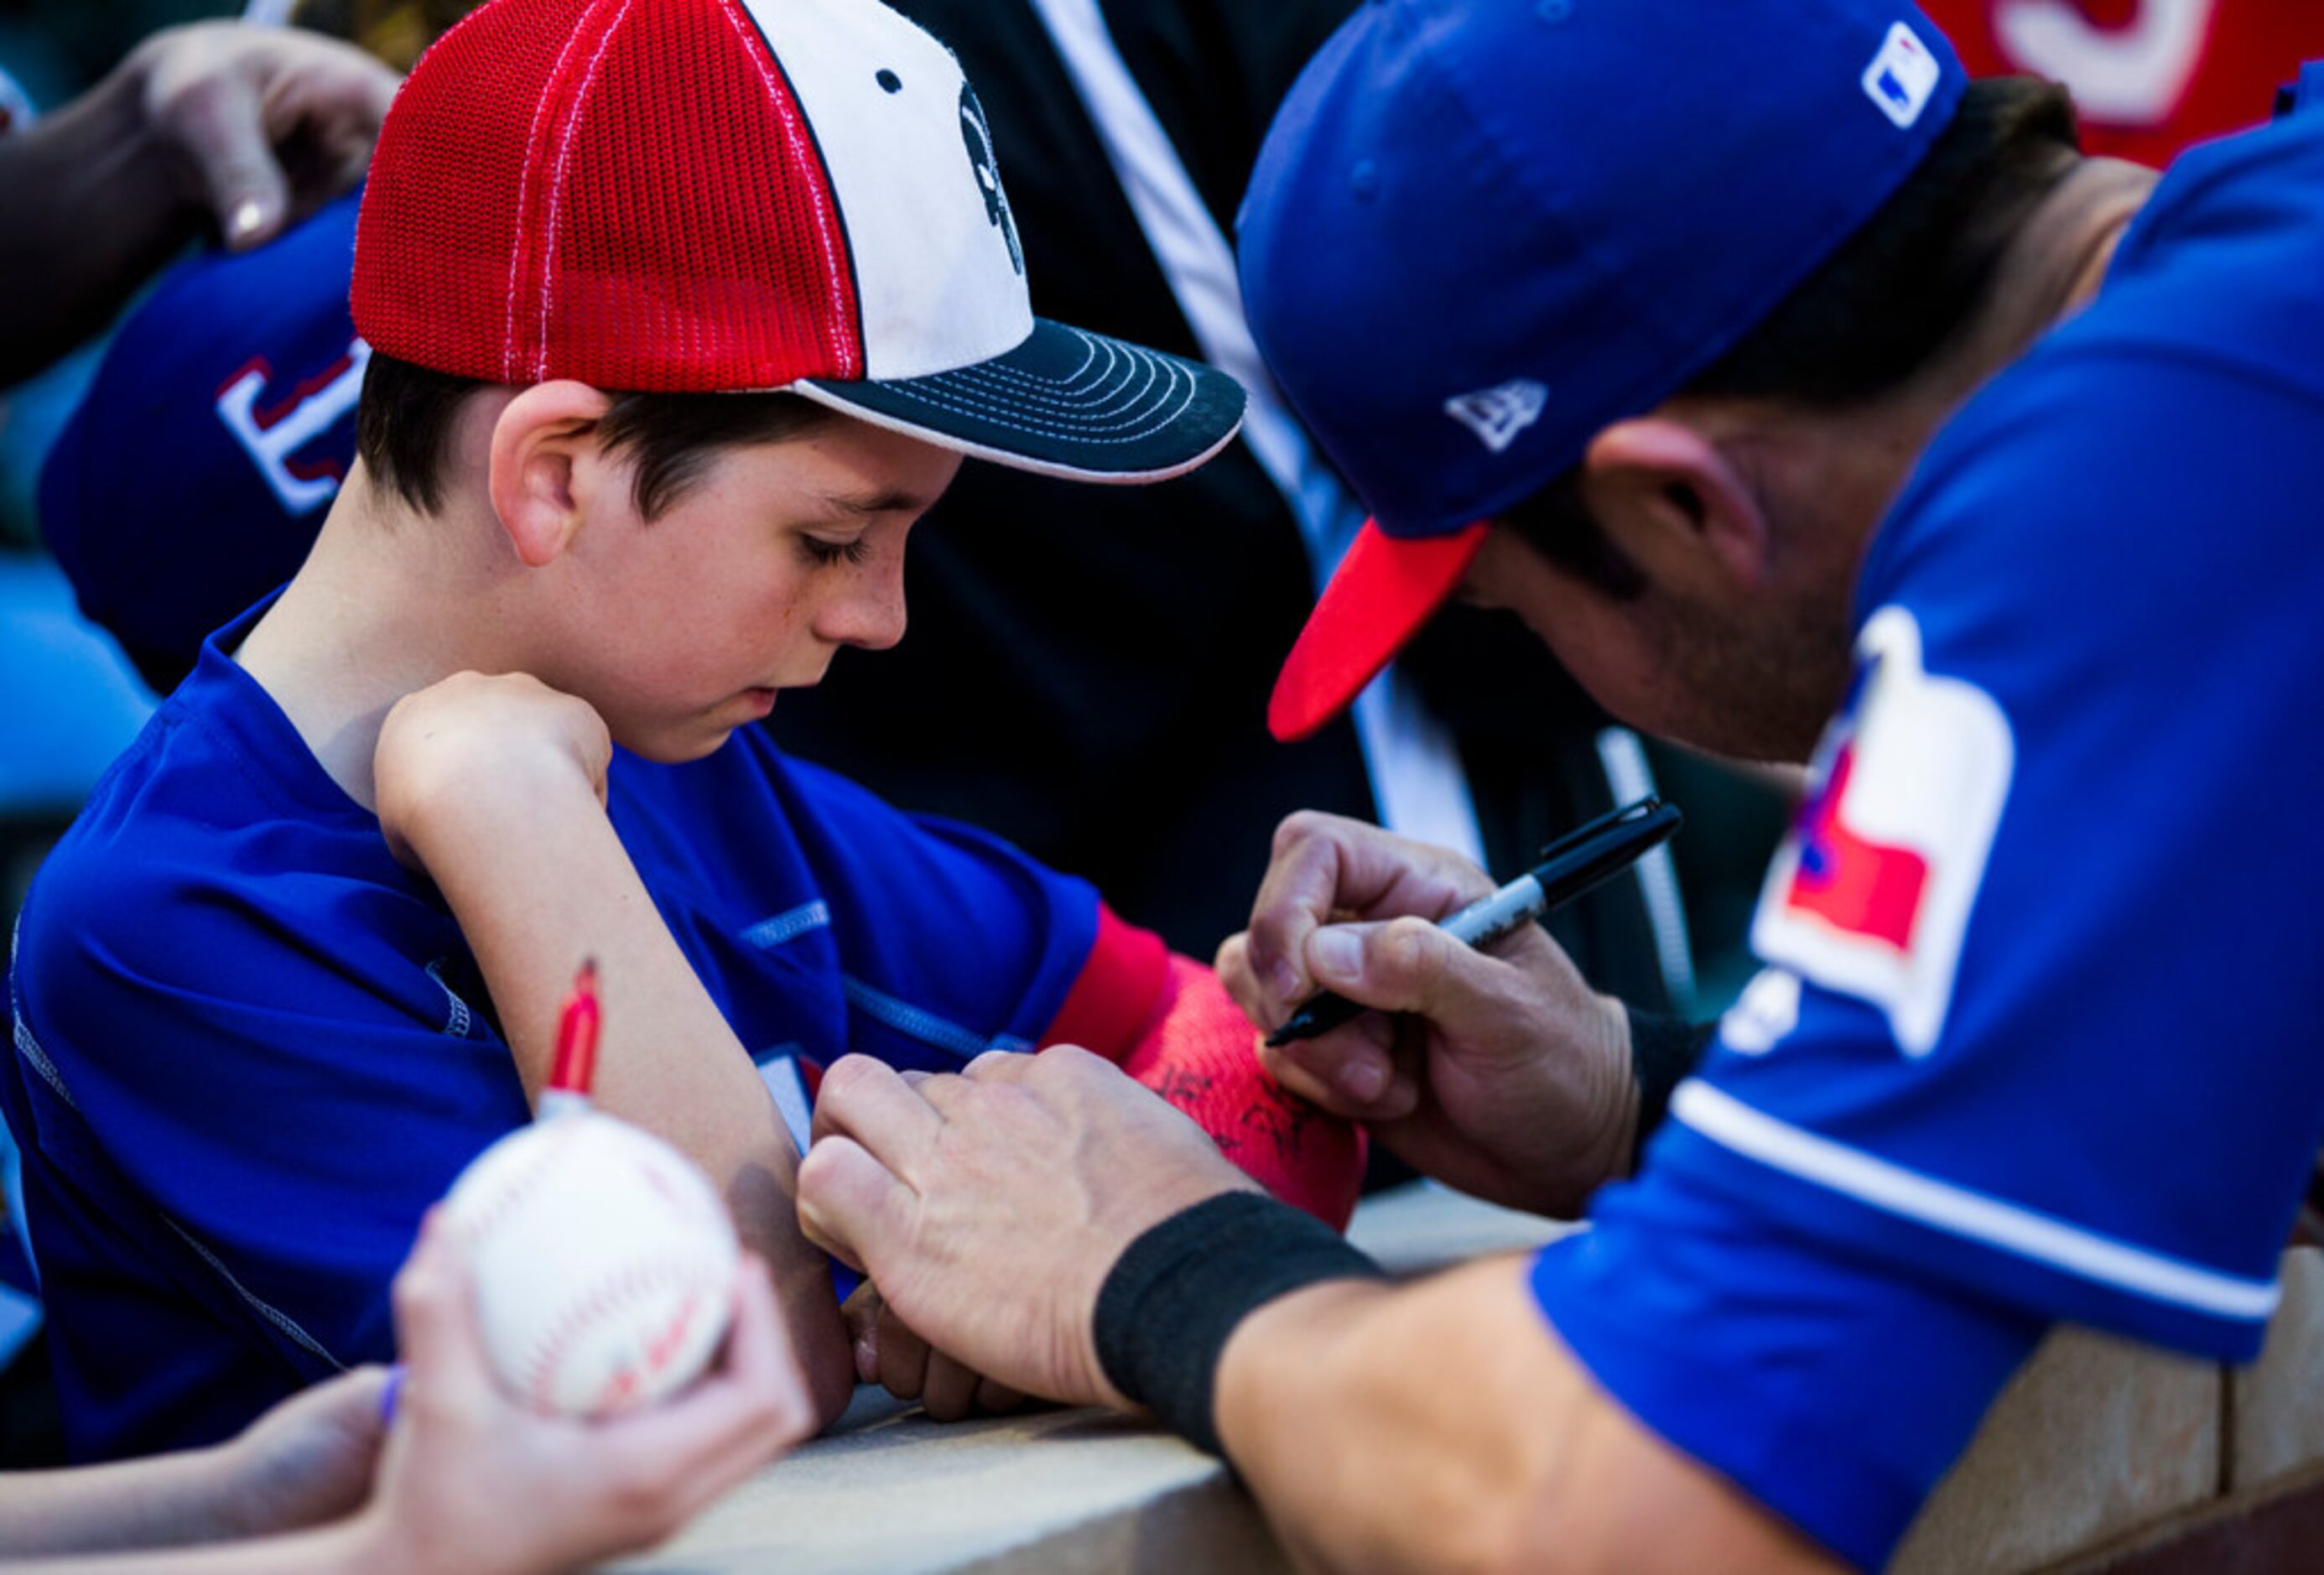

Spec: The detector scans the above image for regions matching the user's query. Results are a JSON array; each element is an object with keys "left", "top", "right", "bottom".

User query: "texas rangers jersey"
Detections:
[
  {"left": 4, "top": 595, "right": 1162, "bottom": 1460},
  {"left": 1531, "top": 91, "right": 2324, "bottom": 1567}
]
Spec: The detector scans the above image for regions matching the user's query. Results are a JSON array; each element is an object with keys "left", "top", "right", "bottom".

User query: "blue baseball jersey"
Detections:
[
  {"left": 4, "top": 598, "right": 1154, "bottom": 1460},
  {"left": 1531, "top": 96, "right": 2324, "bottom": 1566}
]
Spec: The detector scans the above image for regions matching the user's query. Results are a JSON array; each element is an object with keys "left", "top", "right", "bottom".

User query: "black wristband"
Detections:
[
  {"left": 1093, "top": 1191, "right": 1386, "bottom": 1456},
  {"left": 1625, "top": 1007, "right": 1717, "bottom": 1154}
]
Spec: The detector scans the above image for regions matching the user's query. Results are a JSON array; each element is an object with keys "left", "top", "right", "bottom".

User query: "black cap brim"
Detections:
[{"left": 792, "top": 319, "right": 1245, "bottom": 483}]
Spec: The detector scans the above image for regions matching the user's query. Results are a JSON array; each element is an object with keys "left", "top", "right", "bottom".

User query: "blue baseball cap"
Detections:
[
  {"left": 42, "top": 190, "right": 368, "bottom": 692},
  {"left": 1248, "top": 0, "right": 1967, "bottom": 741}
]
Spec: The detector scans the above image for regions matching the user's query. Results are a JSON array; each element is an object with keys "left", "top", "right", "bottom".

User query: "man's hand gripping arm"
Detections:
[{"left": 795, "top": 1048, "right": 1835, "bottom": 1573}]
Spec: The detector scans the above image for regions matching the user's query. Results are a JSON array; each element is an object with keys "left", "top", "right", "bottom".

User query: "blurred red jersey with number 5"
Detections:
[{"left": 1923, "top": 1, "right": 2324, "bottom": 165}]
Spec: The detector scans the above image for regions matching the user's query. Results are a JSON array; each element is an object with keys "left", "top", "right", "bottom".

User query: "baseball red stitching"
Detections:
[
  {"left": 521, "top": 1255, "right": 723, "bottom": 1412},
  {"left": 450, "top": 1116, "right": 585, "bottom": 1248}
]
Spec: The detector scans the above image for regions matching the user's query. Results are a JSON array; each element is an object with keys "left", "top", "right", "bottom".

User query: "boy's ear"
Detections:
[
  {"left": 1581, "top": 415, "right": 1773, "bottom": 594},
  {"left": 487, "top": 382, "right": 617, "bottom": 568}
]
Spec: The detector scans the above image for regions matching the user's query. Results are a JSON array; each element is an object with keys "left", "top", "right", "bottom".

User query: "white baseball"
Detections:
[{"left": 439, "top": 1110, "right": 740, "bottom": 1416}]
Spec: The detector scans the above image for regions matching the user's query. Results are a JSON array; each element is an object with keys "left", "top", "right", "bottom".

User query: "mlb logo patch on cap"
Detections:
[
  {"left": 1864, "top": 21, "right": 1943, "bottom": 127},
  {"left": 1751, "top": 606, "right": 2015, "bottom": 1056}
]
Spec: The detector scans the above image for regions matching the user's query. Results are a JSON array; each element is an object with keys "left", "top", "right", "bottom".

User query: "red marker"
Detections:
[
  {"left": 387, "top": 959, "right": 604, "bottom": 1424},
  {"left": 540, "top": 959, "right": 600, "bottom": 1120}
]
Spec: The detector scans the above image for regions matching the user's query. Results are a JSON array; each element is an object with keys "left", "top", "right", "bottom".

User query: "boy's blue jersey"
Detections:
[
  {"left": 4, "top": 599, "right": 1145, "bottom": 1460},
  {"left": 1531, "top": 100, "right": 2324, "bottom": 1566}
]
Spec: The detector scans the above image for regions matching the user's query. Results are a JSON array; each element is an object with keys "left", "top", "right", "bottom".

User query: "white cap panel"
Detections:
[{"left": 740, "top": 0, "right": 1035, "bottom": 381}]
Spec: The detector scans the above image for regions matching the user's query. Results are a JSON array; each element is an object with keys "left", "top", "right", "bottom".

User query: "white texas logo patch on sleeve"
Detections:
[{"left": 1750, "top": 606, "right": 2015, "bottom": 1057}]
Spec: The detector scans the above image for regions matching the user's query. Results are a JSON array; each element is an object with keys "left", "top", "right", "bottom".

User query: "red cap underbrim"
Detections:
[{"left": 1268, "top": 520, "right": 1490, "bottom": 742}]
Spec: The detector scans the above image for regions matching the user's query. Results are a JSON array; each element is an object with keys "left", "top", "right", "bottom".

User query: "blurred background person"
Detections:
[
  {"left": 1921, "top": 0, "right": 2324, "bottom": 165},
  {"left": 0, "top": 18, "right": 392, "bottom": 386}
]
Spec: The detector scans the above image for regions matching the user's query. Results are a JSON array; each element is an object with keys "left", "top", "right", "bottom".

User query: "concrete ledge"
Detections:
[
  {"left": 616, "top": 1182, "right": 1568, "bottom": 1574},
  {"left": 1345, "top": 1178, "right": 1580, "bottom": 1276},
  {"left": 614, "top": 1390, "right": 1256, "bottom": 1574},
  {"left": 2231, "top": 1246, "right": 2324, "bottom": 1496},
  {"left": 614, "top": 1194, "right": 2324, "bottom": 1573}
]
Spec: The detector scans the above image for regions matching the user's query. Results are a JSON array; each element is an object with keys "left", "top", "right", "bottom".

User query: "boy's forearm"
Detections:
[{"left": 407, "top": 763, "right": 854, "bottom": 1420}]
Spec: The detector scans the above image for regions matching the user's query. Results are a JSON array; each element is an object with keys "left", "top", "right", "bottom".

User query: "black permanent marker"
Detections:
[{"left": 1265, "top": 797, "right": 1683, "bottom": 1048}]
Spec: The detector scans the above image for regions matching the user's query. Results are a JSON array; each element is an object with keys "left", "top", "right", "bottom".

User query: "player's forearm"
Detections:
[
  {"left": 407, "top": 769, "right": 854, "bottom": 1421},
  {"left": 1212, "top": 1259, "right": 1583, "bottom": 1574},
  {"left": 0, "top": 46, "right": 190, "bottom": 386},
  {"left": 1214, "top": 1256, "right": 1835, "bottom": 1575}
]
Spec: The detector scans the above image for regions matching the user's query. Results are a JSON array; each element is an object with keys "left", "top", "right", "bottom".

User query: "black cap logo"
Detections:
[{"left": 959, "top": 82, "right": 1024, "bottom": 276}]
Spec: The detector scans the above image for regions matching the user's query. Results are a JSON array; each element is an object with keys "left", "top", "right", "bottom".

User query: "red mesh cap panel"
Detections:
[
  {"left": 354, "top": 0, "right": 597, "bottom": 382},
  {"left": 354, "top": 0, "right": 864, "bottom": 391}
]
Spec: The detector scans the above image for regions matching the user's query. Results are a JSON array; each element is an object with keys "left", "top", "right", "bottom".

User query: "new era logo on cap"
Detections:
[
  {"left": 1863, "top": 21, "right": 1942, "bottom": 127},
  {"left": 1444, "top": 380, "right": 1549, "bottom": 454}
]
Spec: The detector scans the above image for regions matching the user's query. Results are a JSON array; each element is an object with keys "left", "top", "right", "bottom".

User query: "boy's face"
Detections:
[{"left": 549, "top": 415, "right": 962, "bottom": 762}]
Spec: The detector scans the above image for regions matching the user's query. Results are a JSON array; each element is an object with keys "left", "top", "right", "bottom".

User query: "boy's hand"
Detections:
[
  {"left": 841, "top": 1281, "right": 1026, "bottom": 1422},
  {"left": 375, "top": 672, "right": 612, "bottom": 872}
]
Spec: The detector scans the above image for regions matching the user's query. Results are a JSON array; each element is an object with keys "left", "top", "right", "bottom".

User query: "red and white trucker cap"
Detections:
[{"left": 351, "top": 0, "right": 1244, "bottom": 481}]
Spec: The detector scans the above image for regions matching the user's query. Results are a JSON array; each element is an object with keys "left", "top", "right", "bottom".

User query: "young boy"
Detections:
[{"left": 5, "top": 0, "right": 1356, "bottom": 1461}]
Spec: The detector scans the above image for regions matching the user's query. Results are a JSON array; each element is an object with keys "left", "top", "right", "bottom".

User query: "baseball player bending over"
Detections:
[{"left": 796, "top": 3, "right": 2324, "bottom": 1569}]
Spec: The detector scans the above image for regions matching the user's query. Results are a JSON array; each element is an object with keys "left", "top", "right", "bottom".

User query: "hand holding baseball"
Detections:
[
  {"left": 349, "top": 1214, "right": 814, "bottom": 1575},
  {"left": 439, "top": 1105, "right": 742, "bottom": 1416}
]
